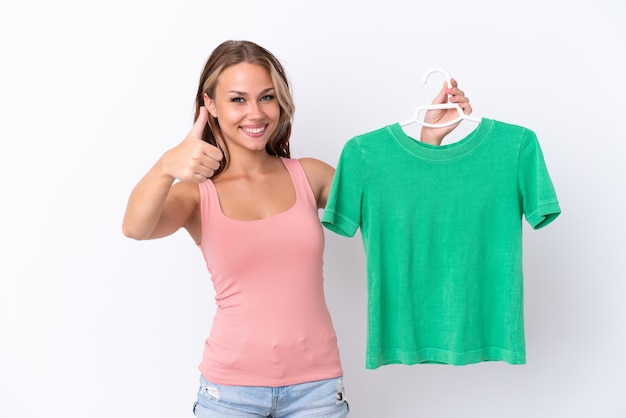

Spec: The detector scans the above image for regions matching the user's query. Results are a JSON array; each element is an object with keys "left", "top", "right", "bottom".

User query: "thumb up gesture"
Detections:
[{"left": 162, "top": 106, "right": 224, "bottom": 182}]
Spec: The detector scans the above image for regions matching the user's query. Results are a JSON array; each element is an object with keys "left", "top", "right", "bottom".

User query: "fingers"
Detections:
[
  {"left": 446, "top": 79, "right": 464, "bottom": 101},
  {"left": 199, "top": 145, "right": 223, "bottom": 170},
  {"left": 162, "top": 118, "right": 224, "bottom": 183},
  {"left": 189, "top": 142, "right": 223, "bottom": 181},
  {"left": 190, "top": 106, "right": 209, "bottom": 139},
  {"left": 459, "top": 101, "right": 473, "bottom": 115},
  {"left": 431, "top": 81, "right": 450, "bottom": 105},
  {"left": 193, "top": 163, "right": 219, "bottom": 181},
  {"left": 181, "top": 148, "right": 221, "bottom": 183},
  {"left": 447, "top": 78, "right": 472, "bottom": 115},
  {"left": 191, "top": 106, "right": 223, "bottom": 163},
  {"left": 187, "top": 106, "right": 224, "bottom": 180},
  {"left": 202, "top": 140, "right": 224, "bottom": 162}
]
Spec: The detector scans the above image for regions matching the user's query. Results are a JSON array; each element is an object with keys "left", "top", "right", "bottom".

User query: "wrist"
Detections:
[
  {"left": 154, "top": 152, "right": 178, "bottom": 183},
  {"left": 420, "top": 130, "right": 445, "bottom": 146}
]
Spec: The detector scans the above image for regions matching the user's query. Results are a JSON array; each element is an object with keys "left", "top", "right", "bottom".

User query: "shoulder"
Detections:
[
  {"left": 298, "top": 157, "right": 335, "bottom": 186},
  {"left": 298, "top": 157, "right": 335, "bottom": 175},
  {"left": 297, "top": 158, "right": 335, "bottom": 209}
]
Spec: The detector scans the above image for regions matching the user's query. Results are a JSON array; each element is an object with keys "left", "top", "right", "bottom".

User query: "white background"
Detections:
[{"left": 1, "top": 1, "right": 624, "bottom": 417}]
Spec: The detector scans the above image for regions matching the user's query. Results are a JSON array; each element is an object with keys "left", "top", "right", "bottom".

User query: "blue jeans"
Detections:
[{"left": 192, "top": 374, "right": 349, "bottom": 417}]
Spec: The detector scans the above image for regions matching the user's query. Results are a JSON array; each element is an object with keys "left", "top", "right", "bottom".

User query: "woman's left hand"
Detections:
[{"left": 420, "top": 78, "right": 473, "bottom": 145}]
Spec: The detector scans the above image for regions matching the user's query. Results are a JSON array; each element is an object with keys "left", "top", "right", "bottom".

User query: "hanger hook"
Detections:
[{"left": 422, "top": 67, "right": 453, "bottom": 88}]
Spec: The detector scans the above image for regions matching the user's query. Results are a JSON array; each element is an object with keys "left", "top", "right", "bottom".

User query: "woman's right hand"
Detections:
[
  {"left": 163, "top": 106, "right": 223, "bottom": 182},
  {"left": 122, "top": 107, "right": 223, "bottom": 240}
]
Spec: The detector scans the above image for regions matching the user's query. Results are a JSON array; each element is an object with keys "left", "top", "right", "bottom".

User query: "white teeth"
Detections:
[{"left": 245, "top": 127, "right": 265, "bottom": 134}]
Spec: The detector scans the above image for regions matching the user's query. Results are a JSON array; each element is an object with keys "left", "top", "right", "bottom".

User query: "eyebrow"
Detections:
[{"left": 228, "top": 87, "right": 275, "bottom": 96}]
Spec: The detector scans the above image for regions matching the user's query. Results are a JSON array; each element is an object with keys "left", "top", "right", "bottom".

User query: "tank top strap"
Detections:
[
  {"left": 198, "top": 158, "right": 318, "bottom": 221},
  {"left": 197, "top": 178, "right": 221, "bottom": 218},
  {"left": 280, "top": 157, "right": 318, "bottom": 210}
]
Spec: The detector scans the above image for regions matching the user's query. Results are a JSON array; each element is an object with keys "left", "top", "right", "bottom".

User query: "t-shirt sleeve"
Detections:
[
  {"left": 321, "top": 139, "right": 365, "bottom": 237},
  {"left": 518, "top": 129, "right": 561, "bottom": 229}
]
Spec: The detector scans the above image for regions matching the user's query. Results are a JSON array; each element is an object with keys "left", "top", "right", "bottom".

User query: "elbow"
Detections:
[{"left": 122, "top": 222, "right": 147, "bottom": 241}]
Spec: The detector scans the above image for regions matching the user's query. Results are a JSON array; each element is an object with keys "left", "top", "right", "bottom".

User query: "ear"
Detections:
[{"left": 204, "top": 93, "right": 218, "bottom": 118}]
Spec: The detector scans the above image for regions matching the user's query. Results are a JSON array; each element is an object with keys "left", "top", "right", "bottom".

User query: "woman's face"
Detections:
[{"left": 205, "top": 62, "right": 280, "bottom": 154}]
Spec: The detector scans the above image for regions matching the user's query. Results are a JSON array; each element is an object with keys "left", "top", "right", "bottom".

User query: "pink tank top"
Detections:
[{"left": 196, "top": 157, "right": 342, "bottom": 386}]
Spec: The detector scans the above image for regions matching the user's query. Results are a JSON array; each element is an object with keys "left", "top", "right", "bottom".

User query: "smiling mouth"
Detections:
[{"left": 244, "top": 126, "right": 266, "bottom": 134}]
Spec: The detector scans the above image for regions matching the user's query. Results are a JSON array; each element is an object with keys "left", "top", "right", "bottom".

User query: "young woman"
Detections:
[{"left": 122, "top": 40, "right": 473, "bottom": 417}]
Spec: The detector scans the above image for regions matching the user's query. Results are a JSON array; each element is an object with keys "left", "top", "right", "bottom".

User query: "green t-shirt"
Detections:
[{"left": 322, "top": 119, "right": 561, "bottom": 369}]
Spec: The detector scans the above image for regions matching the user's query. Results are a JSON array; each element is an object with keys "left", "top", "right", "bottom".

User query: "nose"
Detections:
[{"left": 248, "top": 101, "right": 265, "bottom": 120}]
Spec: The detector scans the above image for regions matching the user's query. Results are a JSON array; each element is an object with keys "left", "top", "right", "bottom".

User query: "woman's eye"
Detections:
[
  {"left": 260, "top": 95, "right": 275, "bottom": 102},
  {"left": 230, "top": 97, "right": 245, "bottom": 103}
]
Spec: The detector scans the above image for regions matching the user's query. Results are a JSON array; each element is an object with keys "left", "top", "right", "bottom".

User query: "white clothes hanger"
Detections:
[{"left": 399, "top": 67, "right": 482, "bottom": 129}]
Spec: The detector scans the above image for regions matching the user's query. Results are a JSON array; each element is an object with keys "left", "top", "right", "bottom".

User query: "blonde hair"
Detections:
[{"left": 195, "top": 40, "right": 295, "bottom": 177}]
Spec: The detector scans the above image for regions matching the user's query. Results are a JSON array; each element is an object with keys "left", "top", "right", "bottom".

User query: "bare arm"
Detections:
[
  {"left": 298, "top": 158, "right": 336, "bottom": 209},
  {"left": 122, "top": 163, "right": 199, "bottom": 240},
  {"left": 122, "top": 107, "right": 223, "bottom": 240}
]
